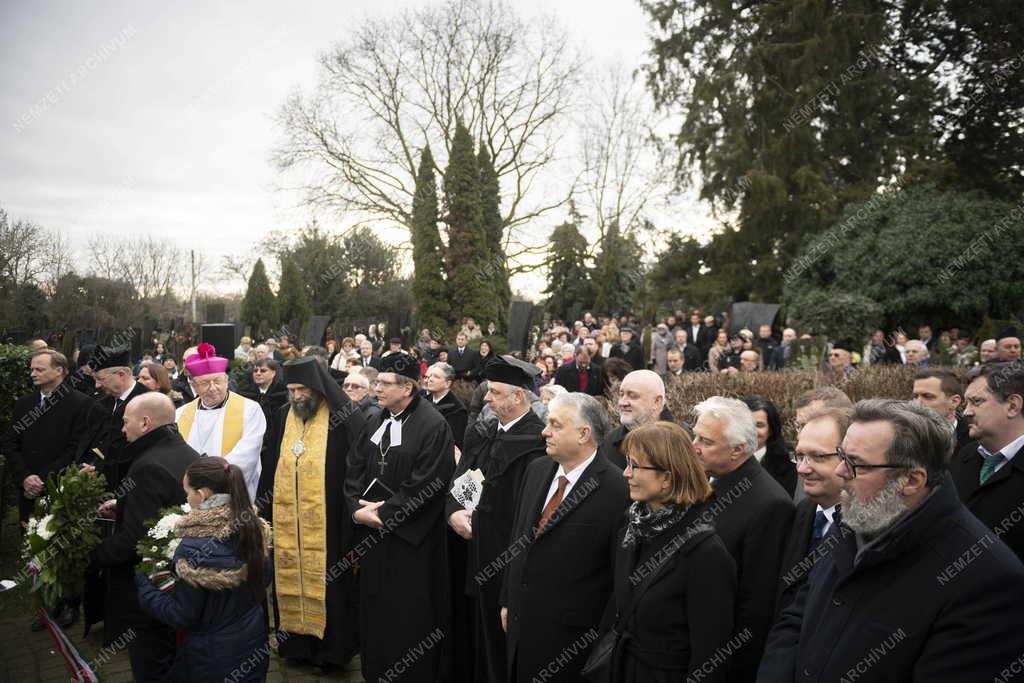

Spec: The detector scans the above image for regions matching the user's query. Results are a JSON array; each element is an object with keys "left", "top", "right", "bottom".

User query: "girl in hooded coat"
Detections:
[{"left": 136, "top": 459, "right": 271, "bottom": 682}]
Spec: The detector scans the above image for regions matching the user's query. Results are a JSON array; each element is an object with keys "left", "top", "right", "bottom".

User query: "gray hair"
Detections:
[
  {"left": 693, "top": 396, "right": 758, "bottom": 456},
  {"left": 344, "top": 373, "right": 369, "bottom": 389},
  {"left": 550, "top": 392, "right": 608, "bottom": 444},
  {"left": 429, "top": 362, "right": 455, "bottom": 382},
  {"left": 851, "top": 399, "right": 952, "bottom": 487},
  {"left": 539, "top": 384, "right": 567, "bottom": 401}
]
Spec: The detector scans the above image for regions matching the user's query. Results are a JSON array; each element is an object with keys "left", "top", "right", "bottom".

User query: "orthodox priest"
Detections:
[
  {"left": 175, "top": 343, "right": 265, "bottom": 501},
  {"left": 345, "top": 352, "right": 455, "bottom": 682},
  {"left": 266, "top": 356, "right": 365, "bottom": 671},
  {"left": 446, "top": 356, "right": 547, "bottom": 683}
]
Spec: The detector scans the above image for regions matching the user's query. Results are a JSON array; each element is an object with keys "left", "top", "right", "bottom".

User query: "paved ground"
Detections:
[
  {"left": 0, "top": 508, "right": 364, "bottom": 682},
  {"left": 0, "top": 616, "right": 365, "bottom": 682}
]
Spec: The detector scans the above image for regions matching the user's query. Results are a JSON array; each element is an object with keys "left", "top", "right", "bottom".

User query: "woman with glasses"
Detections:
[
  {"left": 742, "top": 395, "right": 797, "bottom": 497},
  {"left": 601, "top": 421, "right": 736, "bottom": 683}
]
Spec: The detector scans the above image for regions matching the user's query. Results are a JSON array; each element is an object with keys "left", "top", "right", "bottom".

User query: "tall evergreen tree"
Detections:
[
  {"left": 276, "top": 257, "right": 311, "bottom": 333},
  {"left": 410, "top": 145, "right": 450, "bottom": 335},
  {"left": 592, "top": 218, "right": 644, "bottom": 315},
  {"left": 444, "top": 119, "right": 497, "bottom": 327},
  {"left": 240, "top": 258, "right": 277, "bottom": 337},
  {"left": 543, "top": 210, "right": 594, "bottom": 320},
  {"left": 477, "top": 142, "right": 510, "bottom": 331}
]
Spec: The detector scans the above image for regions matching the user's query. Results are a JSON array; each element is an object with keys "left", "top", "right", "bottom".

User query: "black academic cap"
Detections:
[
  {"left": 379, "top": 351, "right": 421, "bottom": 381},
  {"left": 93, "top": 346, "right": 131, "bottom": 370},
  {"left": 482, "top": 355, "right": 535, "bottom": 391}
]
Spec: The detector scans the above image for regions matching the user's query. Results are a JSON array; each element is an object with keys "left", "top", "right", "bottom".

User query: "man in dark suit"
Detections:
[
  {"left": 449, "top": 332, "right": 480, "bottom": 381},
  {"left": 776, "top": 407, "right": 850, "bottom": 614},
  {"left": 357, "top": 339, "right": 381, "bottom": 369},
  {"left": 1, "top": 350, "right": 94, "bottom": 524},
  {"left": 689, "top": 310, "right": 713, "bottom": 361},
  {"left": 670, "top": 329, "right": 702, "bottom": 371},
  {"left": 911, "top": 368, "right": 972, "bottom": 453},
  {"left": 501, "top": 392, "right": 629, "bottom": 683},
  {"left": 553, "top": 346, "right": 607, "bottom": 397},
  {"left": 599, "top": 369, "right": 684, "bottom": 469},
  {"left": 951, "top": 362, "right": 1024, "bottom": 562},
  {"left": 758, "top": 400, "right": 1024, "bottom": 682},
  {"left": 87, "top": 346, "right": 151, "bottom": 493},
  {"left": 692, "top": 396, "right": 795, "bottom": 683},
  {"left": 88, "top": 393, "right": 199, "bottom": 681}
]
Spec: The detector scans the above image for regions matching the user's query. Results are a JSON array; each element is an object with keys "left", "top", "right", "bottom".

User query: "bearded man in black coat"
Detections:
[
  {"left": 758, "top": 400, "right": 1024, "bottom": 682},
  {"left": 87, "top": 393, "right": 198, "bottom": 682},
  {"left": 262, "top": 356, "right": 365, "bottom": 672},
  {"left": 447, "top": 356, "right": 548, "bottom": 683}
]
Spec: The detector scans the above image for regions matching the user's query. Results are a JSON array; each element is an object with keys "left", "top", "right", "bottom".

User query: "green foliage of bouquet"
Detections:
[
  {"left": 22, "top": 466, "right": 109, "bottom": 608},
  {"left": 135, "top": 504, "right": 191, "bottom": 592}
]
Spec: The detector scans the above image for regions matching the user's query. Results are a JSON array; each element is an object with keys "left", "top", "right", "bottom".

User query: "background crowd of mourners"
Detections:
[{"left": 4, "top": 304, "right": 1024, "bottom": 683}]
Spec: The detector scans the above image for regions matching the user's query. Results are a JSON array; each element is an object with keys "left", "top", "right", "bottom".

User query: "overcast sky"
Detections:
[{"left": 0, "top": 0, "right": 712, "bottom": 296}]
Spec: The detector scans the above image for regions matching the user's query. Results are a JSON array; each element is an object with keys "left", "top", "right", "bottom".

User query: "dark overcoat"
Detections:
[
  {"left": 699, "top": 457, "right": 794, "bottom": 683},
  {"left": 949, "top": 440, "right": 1024, "bottom": 563},
  {"left": 757, "top": 478, "right": 1024, "bottom": 682},
  {"left": 608, "top": 508, "right": 737, "bottom": 683},
  {"left": 502, "top": 453, "right": 629, "bottom": 683}
]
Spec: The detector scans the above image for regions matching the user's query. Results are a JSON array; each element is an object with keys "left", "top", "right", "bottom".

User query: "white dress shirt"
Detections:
[
  {"left": 542, "top": 450, "right": 597, "bottom": 509},
  {"left": 817, "top": 503, "right": 839, "bottom": 537},
  {"left": 498, "top": 409, "right": 530, "bottom": 433}
]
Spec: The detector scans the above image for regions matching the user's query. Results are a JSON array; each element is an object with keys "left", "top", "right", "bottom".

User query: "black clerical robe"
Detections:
[
  {"left": 87, "top": 382, "right": 151, "bottom": 493},
  {"left": 265, "top": 402, "right": 364, "bottom": 667},
  {"left": 446, "top": 411, "right": 547, "bottom": 683},
  {"left": 344, "top": 393, "right": 456, "bottom": 682}
]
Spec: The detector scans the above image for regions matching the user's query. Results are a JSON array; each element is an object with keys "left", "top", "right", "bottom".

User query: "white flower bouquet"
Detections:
[{"left": 135, "top": 504, "right": 191, "bottom": 592}]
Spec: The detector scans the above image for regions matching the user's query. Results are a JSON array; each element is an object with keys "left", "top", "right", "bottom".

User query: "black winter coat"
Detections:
[
  {"left": 429, "top": 390, "right": 469, "bottom": 451},
  {"left": 136, "top": 519, "right": 269, "bottom": 683},
  {"left": 1, "top": 380, "right": 94, "bottom": 520},
  {"left": 757, "top": 478, "right": 1024, "bottom": 682},
  {"left": 88, "top": 424, "right": 199, "bottom": 643},
  {"left": 701, "top": 457, "right": 794, "bottom": 683},
  {"left": 949, "top": 440, "right": 1024, "bottom": 563},
  {"left": 608, "top": 507, "right": 736, "bottom": 683},
  {"left": 502, "top": 453, "right": 629, "bottom": 683}
]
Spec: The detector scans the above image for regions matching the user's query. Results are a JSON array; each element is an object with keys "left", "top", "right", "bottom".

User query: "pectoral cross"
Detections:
[
  {"left": 377, "top": 457, "right": 387, "bottom": 475},
  {"left": 292, "top": 441, "right": 305, "bottom": 457}
]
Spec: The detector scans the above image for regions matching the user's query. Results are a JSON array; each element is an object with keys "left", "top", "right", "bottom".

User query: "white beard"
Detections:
[{"left": 842, "top": 476, "right": 907, "bottom": 537}]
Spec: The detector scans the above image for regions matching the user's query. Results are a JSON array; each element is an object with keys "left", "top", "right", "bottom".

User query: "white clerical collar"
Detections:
[
  {"left": 498, "top": 409, "right": 530, "bottom": 432},
  {"left": 370, "top": 413, "right": 404, "bottom": 448},
  {"left": 258, "top": 386, "right": 269, "bottom": 394},
  {"left": 753, "top": 446, "right": 767, "bottom": 463},
  {"left": 432, "top": 390, "right": 449, "bottom": 404},
  {"left": 119, "top": 382, "right": 137, "bottom": 402}
]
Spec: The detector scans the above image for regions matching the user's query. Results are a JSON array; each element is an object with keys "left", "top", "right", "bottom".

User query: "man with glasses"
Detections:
[
  {"left": 344, "top": 352, "right": 455, "bottom": 683},
  {"left": 692, "top": 396, "right": 794, "bottom": 683},
  {"left": 776, "top": 407, "right": 851, "bottom": 613},
  {"left": 175, "top": 343, "right": 266, "bottom": 501},
  {"left": 87, "top": 346, "right": 151, "bottom": 491},
  {"left": 758, "top": 399, "right": 1024, "bottom": 682}
]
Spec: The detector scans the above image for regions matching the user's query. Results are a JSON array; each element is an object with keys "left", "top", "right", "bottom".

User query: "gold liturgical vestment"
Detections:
[{"left": 273, "top": 402, "right": 329, "bottom": 638}]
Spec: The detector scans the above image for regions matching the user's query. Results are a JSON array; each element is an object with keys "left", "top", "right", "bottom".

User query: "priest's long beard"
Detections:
[
  {"left": 290, "top": 392, "right": 322, "bottom": 422},
  {"left": 841, "top": 476, "right": 907, "bottom": 537}
]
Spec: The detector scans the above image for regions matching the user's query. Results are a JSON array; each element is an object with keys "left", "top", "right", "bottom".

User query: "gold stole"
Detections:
[
  {"left": 177, "top": 391, "right": 246, "bottom": 456},
  {"left": 273, "top": 402, "right": 329, "bottom": 638}
]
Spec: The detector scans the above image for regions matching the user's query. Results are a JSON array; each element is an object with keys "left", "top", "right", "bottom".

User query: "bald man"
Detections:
[
  {"left": 599, "top": 369, "right": 686, "bottom": 469},
  {"left": 88, "top": 392, "right": 199, "bottom": 681}
]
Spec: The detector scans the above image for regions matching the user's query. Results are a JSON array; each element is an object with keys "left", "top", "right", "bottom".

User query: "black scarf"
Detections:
[{"left": 621, "top": 500, "right": 691, "bottom": 548}]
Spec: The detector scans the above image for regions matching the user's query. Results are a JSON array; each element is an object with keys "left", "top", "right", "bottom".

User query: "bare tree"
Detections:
[
  {"left": 274, "top": 0, "right": 582, "bottom": 258},
  {"left": 576, "top": 64, "right": 674, "bottom": 246},
  {"left": 0, "top": 205, "right": 76, "bottom": 294},
  {"left": 86, "top": 234, "right": 181, "bottom": 300},
  {"left": 219, "top": 254, "right": 256, "bottom": 288}
]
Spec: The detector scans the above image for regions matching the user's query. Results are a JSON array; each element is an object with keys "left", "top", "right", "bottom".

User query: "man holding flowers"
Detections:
[{"left": 87, "top": 393, "right": 198, "bottom": 682}]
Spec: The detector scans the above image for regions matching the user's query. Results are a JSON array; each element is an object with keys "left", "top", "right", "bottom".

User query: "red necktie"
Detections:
[{"left": 536, "top": 475, "right": 568, "bottom": 534}]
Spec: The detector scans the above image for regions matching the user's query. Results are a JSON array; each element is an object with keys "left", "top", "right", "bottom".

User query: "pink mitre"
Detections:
[{"left": 184, "top": 343, "right": 229, "bottom": 377}]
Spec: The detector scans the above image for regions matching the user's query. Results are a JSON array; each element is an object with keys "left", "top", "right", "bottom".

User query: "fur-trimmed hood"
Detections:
[{"left": 171, "top": 503, "right": 271, "bottom": 591}]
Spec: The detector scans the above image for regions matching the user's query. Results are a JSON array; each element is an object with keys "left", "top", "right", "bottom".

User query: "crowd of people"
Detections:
[{"left": 4, "top": 308, "right": 1024, "bottom": 682}]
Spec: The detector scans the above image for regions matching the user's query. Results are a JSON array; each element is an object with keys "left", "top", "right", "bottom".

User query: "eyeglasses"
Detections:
[
  {"left": 789, "top": 451, "right": 840, "bottom": 465},
  {"left": 625, "top": 459, "right": 664, "bottom": 473},
  {"left": 835, "top": 446, "right": 909, "bottom": 479},
  {"left": 343, "top": 383, "right": 365, "bottom": 390},
  {"left": 195, "top": 378, "right": 227, "bottom": 390}
]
